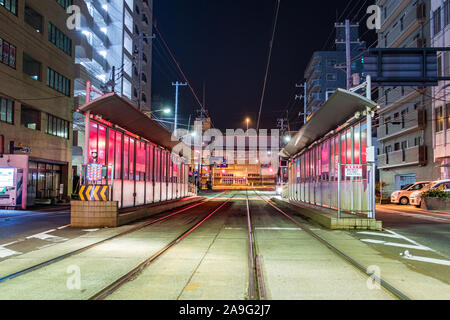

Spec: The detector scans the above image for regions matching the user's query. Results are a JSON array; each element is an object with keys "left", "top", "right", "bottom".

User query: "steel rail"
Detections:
[
  {"left": 252, "top": 189, "right": 411, "bottom": 301},
  {"left": 90, "top": 194, "right": 236, "bottom": 300},
  {"left": 0, "top": 191, "right": 229, "bottom": 284}
]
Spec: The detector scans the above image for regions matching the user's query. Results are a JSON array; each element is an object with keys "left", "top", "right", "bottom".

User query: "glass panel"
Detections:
[
  {"left": 129, "top": 138, "right": 135, "bottom": 180},
  {"left": 123, "top": 136, "right": 129, "bottom": 180},
  {"left": 88, "top": 122, "right": 98, "bottom": 163},
  {"left": 108, "top": 129, "right": 115, "bottom": 179},
  {"left": 98, "top": 125, "right": 106, "bottom": 165},
  {"left": 115, "top": 132, "right": 122, "bottom": 179}
]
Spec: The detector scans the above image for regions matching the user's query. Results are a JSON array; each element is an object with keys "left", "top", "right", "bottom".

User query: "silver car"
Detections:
[{"left": 391, "top": 181, "right": 431, "bottom": 205}]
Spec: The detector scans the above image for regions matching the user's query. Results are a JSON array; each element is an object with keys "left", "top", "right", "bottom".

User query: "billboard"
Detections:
[{"left": 0, "top": 168, "right": 14, "bottom": 188}]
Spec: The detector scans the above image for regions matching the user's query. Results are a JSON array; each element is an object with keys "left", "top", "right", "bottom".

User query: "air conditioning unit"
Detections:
[{"left": 417, "top": 3, "right": 426, "bottom": 23}]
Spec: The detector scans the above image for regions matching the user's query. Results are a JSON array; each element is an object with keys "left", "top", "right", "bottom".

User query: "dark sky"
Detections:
[{"left": 152, "top": 0, "right": 376, "bottom": 131}]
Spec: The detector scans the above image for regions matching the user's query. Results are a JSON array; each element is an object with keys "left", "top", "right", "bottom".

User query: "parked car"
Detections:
[
  {"left": 401, "top": 184, "right": 413, "bottom": 190},
  {"left": 391, "top": 182, "right": 431, "bottom": 205},
  {"left": 409, "top": 180, "right": 450, "bottom": 207}
]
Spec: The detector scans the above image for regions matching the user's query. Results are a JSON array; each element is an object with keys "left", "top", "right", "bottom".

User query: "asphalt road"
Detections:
[{"left": 375, "top": 204, "right": 450, "bottom": 260}]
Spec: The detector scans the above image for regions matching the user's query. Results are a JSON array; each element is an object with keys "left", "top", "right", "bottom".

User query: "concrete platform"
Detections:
[
  {"left": 71, "top": 197, "right": 205, "bottom": 228},
  {"left": 273, "top": 198, "right": 382, "bottom": 231}
]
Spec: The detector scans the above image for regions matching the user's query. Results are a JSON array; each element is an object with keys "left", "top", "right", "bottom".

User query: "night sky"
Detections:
[{"left": 152, "top": 0, "right": 376, "bottom": 131}]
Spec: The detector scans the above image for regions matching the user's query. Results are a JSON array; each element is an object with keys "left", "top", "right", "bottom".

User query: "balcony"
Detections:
[
  {"left": 435, "top": 130, "right": 450, "bottom": 159},
  {"left": 378, "top": 145, "right": 427, "bottom": 169},
  {"left": 377, "top": 109, "right": 426, "bottom": 141}
]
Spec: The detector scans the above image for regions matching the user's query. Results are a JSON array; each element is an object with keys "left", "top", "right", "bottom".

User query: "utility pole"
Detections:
[
  {"left": 295, "top": 83, "right": 307, "bottom": 124},
  {"left": 335, "top": 21, "right": 361, "bottom": 89},
  {"left": 172, "top": 81, "right": 187, "bottom": 135}
]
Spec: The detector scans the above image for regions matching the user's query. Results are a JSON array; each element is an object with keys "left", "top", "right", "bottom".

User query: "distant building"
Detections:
[
  {"left": 304, "top": 22, "right": 365, "bottom": 117},
  {"left": 0, "top": 0, "right": 75, "bottom": 207},
  {"left": 431, "top": 0, "right": 450, "bottom": 179},
  {"left": 375, "top": 0, "right": 439, "bottom": 196}
]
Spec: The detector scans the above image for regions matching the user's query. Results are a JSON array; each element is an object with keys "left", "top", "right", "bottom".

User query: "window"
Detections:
[
  {"left": 47, "top": 68, "right": 71, "bottom": 96},
  {"left": 0, "top": 0, "right": 17, "bottom": 15},
  {"left": 327, "top": 59, "right": 336, "bottom": 67},
  {"left": 326, "top": 73, "right": 337, "bottom": 81},
  {"left": 23, "top": 53, "right": 42, "bottom": 81},
  {"left": 0, "top": 96, "right": 14, "bottom": 124},
  {"left": 436, "top": 106, "right": 444, "bottom": 132},
  {"left": 414, "top": 137, "right": 422, "bottom": 146},
  {"left": 446, "top": 0, "right": 450, "bottom": 26},
  {"left": 25, "top": 5, "right": 43, "bottom": 33},
  {"left": 56, "top": 0, "right": 72, "bottom": 10},
  {"left": 434, "top": 7, "right": 442, "bottom": 35},
  {"left": 446, "top": 103, "right": 450, "bottom": 129},
  {"left": 48, "top": 23, "right": 72, "bottom": 56},
  {"left": 0, "top": 37, "right": 16, "bottom": 68},
  {"left": 394, "top": 143, "right": 400, "bottom": 151},
  {"left": 46, "top": 114, "right": 69, "bottom": 139},
  {"left": 21, "top": 105, "right": 41, "bottom": 130}
]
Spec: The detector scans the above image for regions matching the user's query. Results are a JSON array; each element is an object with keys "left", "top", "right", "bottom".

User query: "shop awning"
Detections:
[
  {"left": 280, "top": 89, "right": 378, "bottom": 158},
  {"left": 79, "top": 93, "right": 181, "bottom": 151}
]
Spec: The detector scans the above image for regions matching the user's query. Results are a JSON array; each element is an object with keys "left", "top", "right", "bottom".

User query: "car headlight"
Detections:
[{"left": 391, "top": 192, "right": 400, "bottom": 197}]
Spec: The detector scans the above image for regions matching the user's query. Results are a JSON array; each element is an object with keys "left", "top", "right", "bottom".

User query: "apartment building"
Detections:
[
  {"left": 431, "top": 0, "right": 450, "bottom": 179},
  {"left": 0, "top": 0, "right": 74, "bottom": 207},
  {"left": 304, "top": 22, "right": 365, "bottom": 117},
  {"left": 375, "top": 0, "right": 440, "bottom": 196},
  {"left": 72, "top": 0, "right": 153, "bottom": 184}
]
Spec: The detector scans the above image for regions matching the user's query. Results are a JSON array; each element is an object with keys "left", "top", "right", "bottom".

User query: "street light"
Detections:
[{"left": 246, "top": 118, "right": 250, "bottom": 131}]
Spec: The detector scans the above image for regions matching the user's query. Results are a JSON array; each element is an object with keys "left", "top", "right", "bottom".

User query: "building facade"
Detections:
[
  {"left": 304, "top": 22, "right": 365, "bottom": 117},
  {"left": 375, "top": 0, "right": 440, "bottom": 196},
  {"left": 431, "top": 0, "right": 450, "bottom": 179},
  {"left": 0, "top": 0, "right": 75, "bottom": 207},
  {"left": 72, "top": 0, "right": 153, "bottom": 187}
]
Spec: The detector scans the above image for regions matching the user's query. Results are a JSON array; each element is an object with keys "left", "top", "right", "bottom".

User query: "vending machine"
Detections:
[{"left": 0, "top": 168, "right": 18, "bottom": 207}]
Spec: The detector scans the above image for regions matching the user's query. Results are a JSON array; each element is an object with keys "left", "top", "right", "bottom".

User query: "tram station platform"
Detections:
[
  {"left": 273, "top": 198, "right": 382, "bottom": 231},
  {"left": 71, "top": 197, "right": 205, "bottom": 228}
]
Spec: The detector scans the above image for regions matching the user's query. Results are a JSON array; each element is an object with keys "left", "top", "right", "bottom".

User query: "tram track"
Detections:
[
  {"left": 250, "top": 189, "right": 411, "bottom": 300},
  {"left": 0, "top": 191, "right": 230, "bottom": 285},
  {"left": 90, "top": 193, "right": 236, "bottom": 300}
]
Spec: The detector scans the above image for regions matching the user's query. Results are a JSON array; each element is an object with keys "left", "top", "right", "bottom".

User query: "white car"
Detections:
[
  {"left": 409, "top": 180, "right": 450, "bottom": 207},
  {"left": 391, "top": 181, "right": 431, "bottom": 205}
]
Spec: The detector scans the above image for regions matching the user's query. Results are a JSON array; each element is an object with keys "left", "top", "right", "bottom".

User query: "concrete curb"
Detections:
[{"left": 272, "top": 198, "right": 382, "bottom": 231}]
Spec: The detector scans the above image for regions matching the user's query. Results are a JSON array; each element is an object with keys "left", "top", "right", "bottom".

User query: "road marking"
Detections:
[
  {"left": 82, "top": 229, "right": 99, "bottom": 232},
  {"left": 26, "top": 229, "right": 68, "bottom": 242},
  {"left": 360, "top": 239, "right": 433, "bottom": 251},
  {"left": 0, "top": 240, "right": 20, "bottom": 247},
  {"left": 255, "top": 227, "right": 302, "bottom": 231},
  {"left": 404, "top": 255, "right": 450, "bottom": 266},
  {"left": 0, "top": 247, "right": 21, "bottom": 258},
  {"left": 358, "top": 231, "right": 402, "bottom": 239},
  {"left": 57, "top": 225, "right": 70, "bottom": 230}
]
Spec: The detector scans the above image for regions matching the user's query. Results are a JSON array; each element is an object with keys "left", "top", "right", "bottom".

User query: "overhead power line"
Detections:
[{"left": 256, "top": 0, "right": 282, "bottom": 131}]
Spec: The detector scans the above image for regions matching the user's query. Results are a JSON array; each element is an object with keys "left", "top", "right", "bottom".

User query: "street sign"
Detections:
[
  {"left": 79, "top": 185, "right": 109, "bottom": 201},
  {"left": 345, "top": 165, "right": 363, "bottom": 178},
  {"left": 364, "top": 48, "right": 441, "bottom": 86}
]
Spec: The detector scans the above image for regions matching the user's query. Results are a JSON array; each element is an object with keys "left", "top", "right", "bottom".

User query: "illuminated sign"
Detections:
[
  {"left": 0, "top": 168, "right": 14, "bottom": 188},
  {"left": 86, "top": 163, "right": 102, "bottom": 181}
]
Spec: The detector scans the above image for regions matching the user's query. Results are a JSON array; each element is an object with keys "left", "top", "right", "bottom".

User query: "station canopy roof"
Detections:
[
  {"left": 79, "top": 93, "right": 182, "bottom": 151},
  {"left": 280, "top": 89, "right": 378, "bottom": 158}
]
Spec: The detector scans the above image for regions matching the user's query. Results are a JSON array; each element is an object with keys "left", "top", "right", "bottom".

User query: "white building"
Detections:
[{"left": 430, "top": 0, "right": 450, "bottom": 179}]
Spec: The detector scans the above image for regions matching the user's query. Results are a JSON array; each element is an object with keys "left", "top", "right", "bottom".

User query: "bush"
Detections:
[{"left": 421, "top": 190, "right": 450, "bottom": 199}]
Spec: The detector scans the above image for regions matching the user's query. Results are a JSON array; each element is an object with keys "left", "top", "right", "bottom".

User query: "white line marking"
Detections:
[
  {"left": 224, "top": 227, "right": 244, "bottom": 230},
  {"left": 0, "top": 247, "right": 21, "bottom": 258},
  {"left": 57, "top": 225, "right": 70, "bottom": 230},
  {"left": 361, "top": 239, "right": 433, "bottom": 251},
  {"left": 404, "top": 255, "right": 450, "bottom": 266},
  {"left": 255, "top": 227, "right": 302, "bottom": 231},
  {"left": 0, "top": 240, "right": 20, "bottom": 247},
  {"left": 26, "top": 229, "right": 67, "bottom": 242},
  {"left": 358, "top": 231, "right": 402, "bottom": 239},
  {"left": 384, "top": 229, "right": 424, "bottom": 247},
  {"left": 82, "top": 229, "right": 99, "bottom": 232}
]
